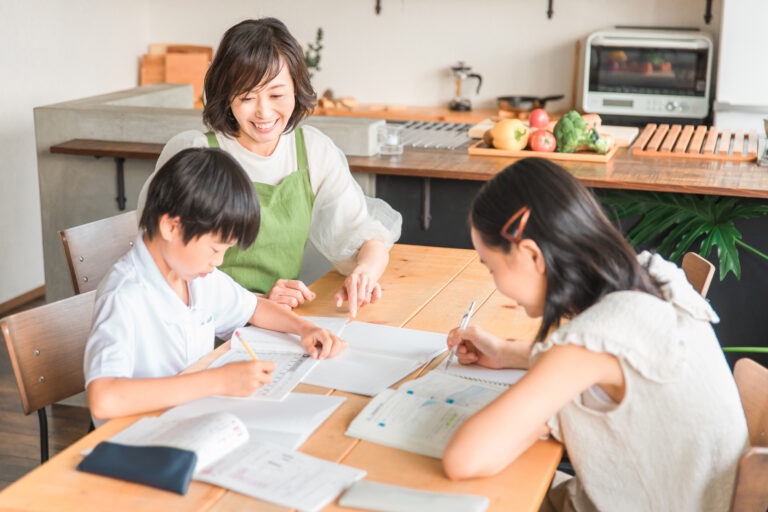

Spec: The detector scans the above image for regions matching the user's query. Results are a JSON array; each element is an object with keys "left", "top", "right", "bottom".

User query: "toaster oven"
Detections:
[{"left": 581, "top": 29, "right": 713, "bottom": 119}]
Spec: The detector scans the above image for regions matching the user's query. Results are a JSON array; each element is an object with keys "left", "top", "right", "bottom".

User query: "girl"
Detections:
[
  {"left": 138, "top": 18, "right": 401, "bottom": 317},
  {"left": 442, "top": 158, "right": 747, "bottom": 511}
]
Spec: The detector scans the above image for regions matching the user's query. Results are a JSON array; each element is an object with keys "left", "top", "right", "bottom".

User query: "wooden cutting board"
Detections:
[
  {"left": 632, "top": 124, "right": 759, "bottom": 161},
  {"left": 468, "top": 140, "right": 618, "bottom": 163},
  {"left": 468, "top": 121, "right": 639, "bottom": 148}
]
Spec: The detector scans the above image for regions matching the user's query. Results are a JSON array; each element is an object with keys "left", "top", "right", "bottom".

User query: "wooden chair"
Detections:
[
  {"left": 60, "top": 210, "right": 138, "bottom": 294},
  {"left": 681, "top": 252, "right": 715, "bottom": 298},
  {"left": 1, "top": 291, "right": 96, "bottom": 463},
  {"left": 730, "top": 358, "right": 768, "bottom": 512}
]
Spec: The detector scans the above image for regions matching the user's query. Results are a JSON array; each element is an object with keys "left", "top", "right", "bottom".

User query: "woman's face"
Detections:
[
  {"left": 470, "top": 227, "right": 547, "bottom": 318},
  {"left": 230, "top": 60, "right": 296, "bottom": 156}
]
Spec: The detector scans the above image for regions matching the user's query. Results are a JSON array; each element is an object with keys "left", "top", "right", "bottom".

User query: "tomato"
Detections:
[
  {"left": 529, "top": 108, "right": 550, "bottom": 130},
  {"left": 529, "top": 130, "right": 556, "bottom": 152}
]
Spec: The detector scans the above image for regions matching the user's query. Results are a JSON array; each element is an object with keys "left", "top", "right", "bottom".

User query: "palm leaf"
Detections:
[{"left": 598, "top": 191, "right": 768, "bottom": 280}]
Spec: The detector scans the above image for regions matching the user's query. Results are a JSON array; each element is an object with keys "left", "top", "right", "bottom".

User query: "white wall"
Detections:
[
  {"left": 0, "top": 0, "right": 151, "bottom": 304},
  {"left": 1, "top": 0, "right": 722, "bottom": 304},
  {"left": 148, "top": 0, "right": 720, "bottom": 111},
  {"left": 716, "top": 0, "right": 765, "bottom": 106}
]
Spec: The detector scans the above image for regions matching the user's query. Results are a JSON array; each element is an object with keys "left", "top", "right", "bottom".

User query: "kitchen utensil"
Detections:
[
  {"left": 449, "top": 61, "right": 483, "bottom": 112},
  {"left": 497, "top": 94, "right": 564, "bottom": 112}
]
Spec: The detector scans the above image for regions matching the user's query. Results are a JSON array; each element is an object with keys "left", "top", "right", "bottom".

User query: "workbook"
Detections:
[
  {"left": 107, "top": 412, "right": 365, "bottom": 512},
  {"left": 302, "top": 321, "right": 447, "bottom": 395},
  {"left": 220, "top": 320, "right": 447, "bottom": 397},
  {"left": 345, "top": 371, "right": 506, "bottom": 458},
  {"left": 208, "top": 322, "right": 331, "bottom": 401},
  {"left": 160, "top": 392, "right": 346, "bottom": 450},
  {"left": 443, "top": 360, "right": 526, "bottom": 386}
]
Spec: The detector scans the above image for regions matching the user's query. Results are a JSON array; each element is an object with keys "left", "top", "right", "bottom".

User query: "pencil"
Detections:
[
  {"left": 235, "top": 331, "right": 259, "bottom": 361},
  {"left": 442, "top": 300, "right": 477, "bottom": 370}
]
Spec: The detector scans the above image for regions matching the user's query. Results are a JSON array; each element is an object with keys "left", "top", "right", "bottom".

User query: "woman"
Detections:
[
  {"left": 442, "top": 158, "right": 747, "bottom": 511},
  {"left": 138, "top": 18, "right": 401, "bottom": 316}
]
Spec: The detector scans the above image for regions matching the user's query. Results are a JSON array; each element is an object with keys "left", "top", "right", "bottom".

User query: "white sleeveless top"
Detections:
[{"left": 531, "top": 252, "right": 748, "bottom": 512}]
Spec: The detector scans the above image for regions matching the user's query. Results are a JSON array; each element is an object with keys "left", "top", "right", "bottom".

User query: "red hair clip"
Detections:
[{"left": 500, "top": 206, "right": 530, "bottom": 244}]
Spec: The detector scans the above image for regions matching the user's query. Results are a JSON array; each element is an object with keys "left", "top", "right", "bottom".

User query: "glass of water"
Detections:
[{"left": 378, "top": 124, "right": 404, "bottom": 156}]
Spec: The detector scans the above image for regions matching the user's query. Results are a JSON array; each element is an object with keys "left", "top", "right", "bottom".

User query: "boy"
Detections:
[{"left": 84, "top": 147, "right": 346, "bottom": 424}]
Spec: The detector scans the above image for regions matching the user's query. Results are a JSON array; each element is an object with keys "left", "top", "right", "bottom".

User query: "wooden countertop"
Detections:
[
  {"left": 347, "top": 147, "right": 768, "bottom": 199},
  {"left": 50, "top": 138, "right": 768, "bottom": 199}
]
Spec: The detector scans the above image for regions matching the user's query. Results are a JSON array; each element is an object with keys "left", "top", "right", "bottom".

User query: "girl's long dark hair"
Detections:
[{"left": 470, "top": 157, "right": 661, "bottom": 341}]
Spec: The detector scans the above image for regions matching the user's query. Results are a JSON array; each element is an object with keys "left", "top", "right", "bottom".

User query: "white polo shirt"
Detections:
[{"left": 84, "top": 234, "right": 258, "bottom": 390}]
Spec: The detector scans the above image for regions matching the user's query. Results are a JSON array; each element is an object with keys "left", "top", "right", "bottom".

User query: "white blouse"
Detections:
[
  {"left": 532, "top": 252, "right": 748, "bottom": 512},
  {"left": 137, "top": 125, "right": 402, "bottom": 274}
]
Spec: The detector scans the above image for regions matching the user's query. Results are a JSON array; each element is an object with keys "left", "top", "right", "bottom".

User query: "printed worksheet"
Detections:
[
  {"left": 210, "top": 348, "right": 317, "bottom": 401},
  {"left": 399, "top": 371, "right": 506, "bottom": 409},
  {"left": 346, "top": 371, "right": 505, "bottom": 458},
  {"left": 196, "top": 439, "right": 365, "bottom": 512}
]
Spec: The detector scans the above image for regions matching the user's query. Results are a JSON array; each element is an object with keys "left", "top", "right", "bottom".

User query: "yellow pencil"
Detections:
[{"left": 235, "top": 331, "right": 259, "bottom": 361}]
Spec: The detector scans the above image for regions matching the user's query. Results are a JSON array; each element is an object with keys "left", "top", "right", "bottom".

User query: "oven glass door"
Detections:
[{"left": 589, "top": 45, "right": 708, "bottom": 97}]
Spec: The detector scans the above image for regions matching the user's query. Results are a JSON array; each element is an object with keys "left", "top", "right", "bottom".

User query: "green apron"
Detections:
[{"left": 207, "top": 129, "right": 315, "bottom": 293}]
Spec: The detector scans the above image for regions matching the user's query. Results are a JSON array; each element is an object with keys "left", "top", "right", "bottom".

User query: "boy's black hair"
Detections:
[
  {"left": 470, "top": 157, "right": 661, "bottom": 341},
  {"left": 140, "top": 147, "right": 260, "bottom": 248}
]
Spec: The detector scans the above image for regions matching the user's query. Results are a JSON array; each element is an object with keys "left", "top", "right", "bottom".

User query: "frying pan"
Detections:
[{"left": 498, "top": 94, "right": 564, "bottom": 111}]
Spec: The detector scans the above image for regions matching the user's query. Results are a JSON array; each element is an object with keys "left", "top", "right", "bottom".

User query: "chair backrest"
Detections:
[
  {"left": 734, "top": 358, "right": 768, "bottom": 447},
  {"left": 730, "top": 358, "right": 768, "bottom": 512},
  {"left": 1, "top": 291, "right": 96, "bottom": 415},
  {"left": 681, "top": 252, "right": 715, "bottom": 298},
  {"left": 60, "top": 211, "right": 138, "bottom": 294}
]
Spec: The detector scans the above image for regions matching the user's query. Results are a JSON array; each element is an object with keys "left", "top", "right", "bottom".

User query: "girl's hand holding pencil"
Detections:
[{"left": 446, "top": 325, "right": 507, "bottom": 369}]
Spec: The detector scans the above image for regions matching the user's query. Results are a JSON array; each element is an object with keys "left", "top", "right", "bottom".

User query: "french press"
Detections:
[{"left": 449, "top": 61, "right": 483, "bottom": 111}]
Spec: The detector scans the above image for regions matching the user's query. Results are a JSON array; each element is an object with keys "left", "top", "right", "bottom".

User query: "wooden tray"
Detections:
[
  {"left": 468, "top": 140, "right": 618, "bottom": 163},
  {"left": 632, "top": 124, "right": 759, "bottom": 162}
]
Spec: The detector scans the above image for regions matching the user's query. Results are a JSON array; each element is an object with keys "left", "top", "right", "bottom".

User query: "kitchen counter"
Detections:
[
  {"left": 347, "top": 146, "right": 768, "bottom": 198},
  {"left": 313, "top": 104, "right": 500, "bottom": 124}
]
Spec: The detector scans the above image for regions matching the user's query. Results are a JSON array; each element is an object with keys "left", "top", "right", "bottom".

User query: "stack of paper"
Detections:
[{"left": 197, "top": 439, "right": 365, "bottom": 512}]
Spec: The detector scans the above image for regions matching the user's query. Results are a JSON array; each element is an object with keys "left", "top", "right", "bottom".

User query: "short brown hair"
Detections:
[{"left": 203, "top": 18, "right": 316, "bottom": 137}]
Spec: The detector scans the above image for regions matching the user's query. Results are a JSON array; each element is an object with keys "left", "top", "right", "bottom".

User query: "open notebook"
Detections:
[
  {"left": 218, "top": 319, "right": 447, "bottom": 397},
  {"left": 346, "top": 371, "right": 507, "bottom": 458},
  {"left": 106, "top": 412, "right": 364, "bottom": 512},
  {"left": 442, "top": 360, "right": 526, "bottom": 386}
]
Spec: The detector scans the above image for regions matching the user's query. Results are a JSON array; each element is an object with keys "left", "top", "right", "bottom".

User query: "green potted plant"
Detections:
[
  {"left": 304, "top": 27, "right": 323, "bottom": 78},
  {"left": 599, "top": 190, "right": 768, "bottom": 354}
]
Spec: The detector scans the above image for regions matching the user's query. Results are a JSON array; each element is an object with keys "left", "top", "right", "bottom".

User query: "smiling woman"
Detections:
[{"left": 137, "top": 18, "right": 401, "bottom": 316}]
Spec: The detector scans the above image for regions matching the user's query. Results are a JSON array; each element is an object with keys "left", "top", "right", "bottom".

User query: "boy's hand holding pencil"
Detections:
[{"left": 215, "top": 331, "right": 276, "bottom": 397}]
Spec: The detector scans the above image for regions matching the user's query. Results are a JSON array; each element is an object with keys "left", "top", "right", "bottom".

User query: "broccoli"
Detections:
[{"left": 553, "top": 110, "right": 609, "bottom": 154}]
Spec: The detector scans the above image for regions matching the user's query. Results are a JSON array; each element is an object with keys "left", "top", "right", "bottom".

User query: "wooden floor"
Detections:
[{"left": 0, "top": 297, "right": 91, "bottom": 490}]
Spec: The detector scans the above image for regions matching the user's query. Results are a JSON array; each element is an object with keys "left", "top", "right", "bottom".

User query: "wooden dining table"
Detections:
[{"left": 0, "top": 244, "right": 562, "bottom": 512}]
